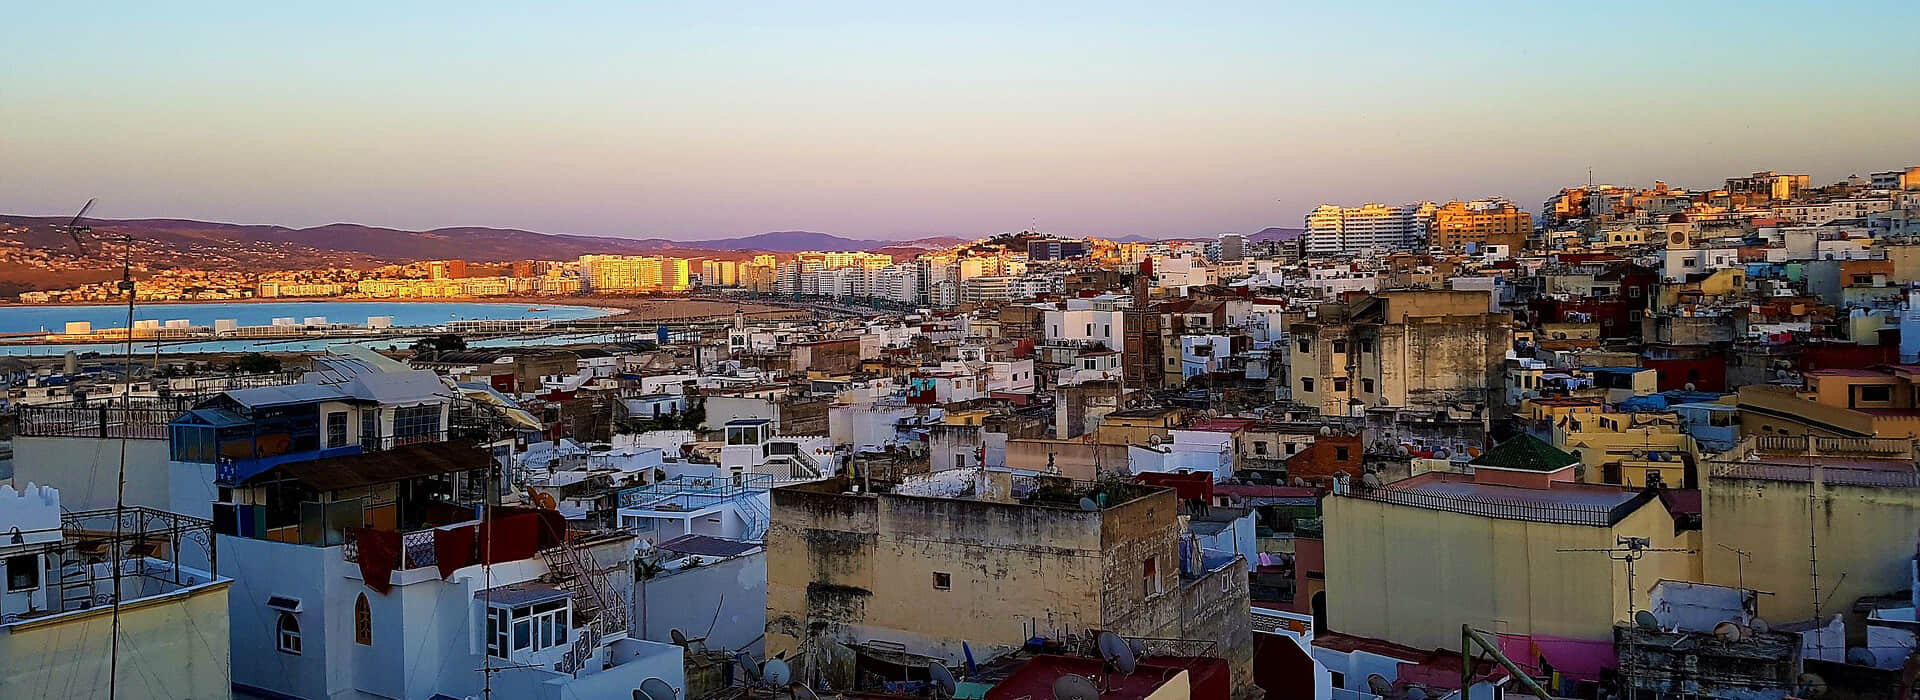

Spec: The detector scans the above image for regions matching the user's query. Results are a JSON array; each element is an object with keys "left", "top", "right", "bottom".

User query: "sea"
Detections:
[{"left": 0, "top": 301, "right": 617, "bottom": 356}]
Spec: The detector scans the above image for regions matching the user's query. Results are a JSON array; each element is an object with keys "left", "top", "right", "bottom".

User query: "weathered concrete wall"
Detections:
[
  {"left": 1322, "top": 494, "right": 1694, "bottom": 651},
  {"left": 1704, "top": 476, "right": 1920, "bottom": 627},
  {"left": 1005, "top": 439, "right": 1129, "bottom": 480},
  {"left": 766, "top": 482, "right": 1106, "bottom": 662}
]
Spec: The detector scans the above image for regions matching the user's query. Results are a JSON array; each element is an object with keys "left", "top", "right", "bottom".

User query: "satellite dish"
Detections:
[
  {"left": 1361, "top": 473, "right": 1383, "bottom": 490},
  {"left": 1097, "top": 631, "right": 1137, "bottom": 675},
  {"left": 1052, "top": 675, "right": 1100, "bottom": 700},
  {"left": 1292, "top": 477, "right": 1307, "bottom": 487},
  {"left": 1079, "top": 497, "right": 1099, "bottom": 511},
  {"left": 1405, "top": 687, "right": 1428, "bottom": 700},
  {"left": 1366, "top": 674, "right": 1393, "bottom": 696},
  {"left": 1713, "top": 621, "right": 1743, "bottom": 642},
  {"left": 1128, "top": 638, "right": 1147, "bottom": 659},
  {"left": 1749, "top": 617, "right": 1769, "bottom": 635},
  {"left": 763, "top": 659, "right": 792, "bottom": 686},
  {"left": 1634, "top": 610, "right": 1661, "bottom": 629},
  {"left": 1395, "top": 445, "right": 1411, "bottom": 457},
  {"left": 1684, "top": 382, "right": 1697, "bottom": 392},
  {"left": 929, "top": 662, "right": 959, "bottom": 697},
  {"left": 1845, "top": 647, "right": 1877, "bottom": 666},
  {"left": 1796, "top": 672, "right": 1827, "bottom": 697},
  {"left": 737, "top": 652, "right": 762, "bottom": 682},
  {"left": 637, "top": 677, "right": 679, "bottom": 700},
  {"left": 670, "top": 628, "right": 690, "bottom": 645},
  {"left": 1432, "top": 448, "right": 1450, "bottom": 460}
]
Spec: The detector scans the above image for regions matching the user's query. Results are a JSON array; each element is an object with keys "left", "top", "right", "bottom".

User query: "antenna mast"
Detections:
[
  {"left": 59, "top": 200, "right": 139, "bottom": 700},
  {"left": 1558, "top": 536, "right": 1694, "bottom": 619}
]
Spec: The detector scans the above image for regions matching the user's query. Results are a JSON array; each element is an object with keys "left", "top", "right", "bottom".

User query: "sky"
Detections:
[{"left": 4, "top": 1, "right": 1918, "bottom": 241}]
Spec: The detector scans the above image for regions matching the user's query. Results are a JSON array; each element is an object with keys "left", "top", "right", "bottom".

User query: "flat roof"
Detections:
[
  {"left": 1389, "top": 473, "right": 1642, "bottom": 510},
  {"left": 475, "top": 582, "right": 568, "bottom": 607}
]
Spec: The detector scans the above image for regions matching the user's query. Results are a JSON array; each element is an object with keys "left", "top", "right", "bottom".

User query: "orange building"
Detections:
[{"left": 1428, "top": 199, "right": 1533, "bottom": 253}]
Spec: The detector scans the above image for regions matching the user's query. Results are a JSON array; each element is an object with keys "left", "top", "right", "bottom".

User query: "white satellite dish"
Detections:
[
  {"left": 1749, "top": 617, "right": 1770, "bottom": 635},
  {"left": 636, "top": 677, "right": 679, "bottom": 700},
  {"left": 1797, "top": 672, "right": 1827, "bottom": 697},
  {"left": 763, "top": 659, "right": 792, "bottom": 687},
  {"left": 1052, "top": 675, "right": 1100, "bottom": 700},
  {"left": 1366, "top": 674, "right": 1393, "bottom": 696},
  {"left": 1713, "top": 621, "right": 1742, "bottom": 642},
  {"left": 929, "top": 662, "right": 959, "bottom": 699},
  {"left": 1097, "top": 631, "right": 1137, "bottom": 675},
  {"left": 1361, "top": 472, "right": 1383, "bottom": 490}
]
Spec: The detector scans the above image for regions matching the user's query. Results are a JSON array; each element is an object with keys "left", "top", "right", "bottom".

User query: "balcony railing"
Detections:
[
  {"left": 16, "top": 403, "right": 184, "bottom": 440},
  {"left": 1340, "top": 486, "right": 1621, "bottom": 527},
  {"left": 342, "top": 528, "right": 439, "bottom": 569},
  {"left": 618, "top": 473, "right": 772, "bottom": 511}
]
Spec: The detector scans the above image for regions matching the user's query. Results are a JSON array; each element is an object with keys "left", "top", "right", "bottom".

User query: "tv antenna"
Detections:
[
  {"left": 1558, "top": 536, "right": 1694, "bottom": 619},
  {"left": 1715, "top": 543, "right": 1753, "bottom": 592},
  {"left": 58, "top": 198, "right": 142, "bottom": 700}
]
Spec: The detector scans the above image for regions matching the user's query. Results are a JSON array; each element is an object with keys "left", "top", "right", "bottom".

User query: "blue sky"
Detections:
[{"left": 3, "top": 1, "right": 1916, "bottom": 239}]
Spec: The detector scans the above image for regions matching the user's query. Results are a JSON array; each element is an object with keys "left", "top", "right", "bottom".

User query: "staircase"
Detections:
[
  {"left": 57, "top": 556, "right": 97, "bottom": 612},
  {"left": 736, "top": 493, "right": 771, "bottom": 542},
  {"left": 540, "top": 535, "right": 630, "bottom": 636}
]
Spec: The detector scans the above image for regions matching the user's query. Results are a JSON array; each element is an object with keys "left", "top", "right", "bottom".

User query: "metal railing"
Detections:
[
  {"left": 1340, "top": 486, "right": 1620, "bottom": 527},
  {"left": 342, "top": 528, "right": 439, "bottom": 569},
  {"left": 1710, "top": 462, "right": 1920, "bottom": 489},
  {"left": 617, "top": 473, "right": 772, "bottom": 510},
  {"left": 15, "top": 403, "right": 180, "bottom": 440}
]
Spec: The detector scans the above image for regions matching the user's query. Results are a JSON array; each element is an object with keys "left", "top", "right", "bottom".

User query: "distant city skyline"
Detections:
[{"left": 4, "top": 1, "right": 1916, "bottom": 240}]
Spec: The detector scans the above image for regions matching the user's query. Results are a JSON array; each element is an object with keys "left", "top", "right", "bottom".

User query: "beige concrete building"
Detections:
[
  {"left": 1322, "top": 441, "right": 1698, "bottom": 651},
  {"left": 1289, "top": 290, "right": 1511, "bottom": 418},
  {"left": 765, "top": 475, "right": 1252, "bottom": 690},
  {"left": 1702, "top": 436, "right": 1920, "bottom": 627}
]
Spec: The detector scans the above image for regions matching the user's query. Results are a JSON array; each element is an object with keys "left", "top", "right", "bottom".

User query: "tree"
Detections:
[
  {"left": 410, "top": 334, "right": 468, "bottom": 358},
  {"left": 233, "top": 353, "right": 281, "bottom": 374}
]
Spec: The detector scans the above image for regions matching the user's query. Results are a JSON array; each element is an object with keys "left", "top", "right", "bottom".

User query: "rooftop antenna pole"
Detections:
[
  {"left": 59, "top": 200, "right": 137, "bottom": 700},
  {"left": 1559, "top": 536, "right": 1693, "bottom": 620}
]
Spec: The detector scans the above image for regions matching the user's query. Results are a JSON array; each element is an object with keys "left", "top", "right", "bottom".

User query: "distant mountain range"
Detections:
[{"left": 0, "top": 215, "right": 970, "bottom": 260}]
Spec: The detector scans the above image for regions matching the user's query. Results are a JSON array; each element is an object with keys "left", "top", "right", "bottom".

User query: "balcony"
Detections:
[{"left": 213, "top": 429, "right": 491, "bottom": 486}]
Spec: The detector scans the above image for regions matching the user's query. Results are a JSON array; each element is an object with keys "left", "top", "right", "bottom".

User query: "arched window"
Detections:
[
  {"left": 354, "top": 593, "right": 372, "bottom": 646},
  {"left": 276, "top": 612, "right": 302, "bottom": 655}
]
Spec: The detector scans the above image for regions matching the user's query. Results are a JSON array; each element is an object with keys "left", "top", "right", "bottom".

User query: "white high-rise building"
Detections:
[{"left": 1303, "top": 202, "right": 1438, "bottom": 256}]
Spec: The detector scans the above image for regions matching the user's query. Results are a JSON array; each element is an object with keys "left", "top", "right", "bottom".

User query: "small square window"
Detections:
[
  {"left": 933, "top": 572, "right": 952, "bottom": 590},
  {"left": 1335, "top": 446, "right": 1351, "bottom": 461},
  {"left": 6, "top": 554, "right": 38, "bottom": 591},
  {"left": 1301, "top": 377, "right": 1315, "bottom": 392}
]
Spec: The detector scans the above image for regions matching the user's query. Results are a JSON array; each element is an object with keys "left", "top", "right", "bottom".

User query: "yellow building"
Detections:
[
  {"left": 1427, "top": 199, "right": 1532, "bottom": 253},
  {"left": 1702, "top": 436, "right": 1920, "bottom": 625},
  {"left": 1323, "top": 435, "right": 1699, "bottom": 652},
  {"left": 1737, "top": 367, "right": 1920, "bottom": 439},
  {"left": 1551, "top": 411, "right": 1700, "bottom": 488}
]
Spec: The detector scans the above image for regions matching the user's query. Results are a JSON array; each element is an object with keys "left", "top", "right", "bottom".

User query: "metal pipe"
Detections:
[{"left": 1461, "top": 625, "right": 1553, "bottom": 700}]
